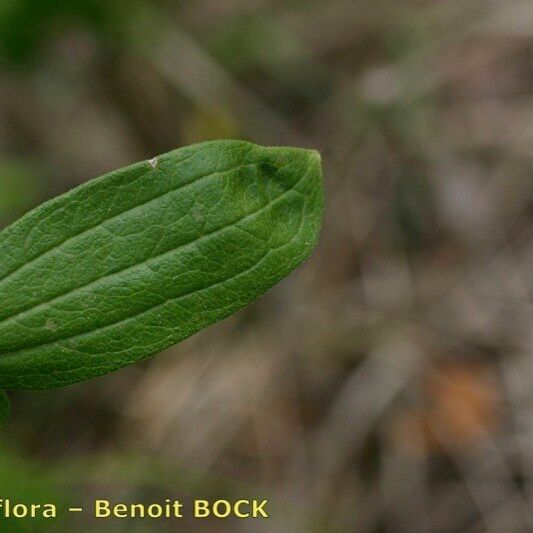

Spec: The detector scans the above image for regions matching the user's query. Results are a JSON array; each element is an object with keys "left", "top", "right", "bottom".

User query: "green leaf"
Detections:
[
  {"left": 0, "top": 140, "right": 323, "bottom": 390},
  {"left": 0, "top": 390, "right": 10, "bottom": 427}
]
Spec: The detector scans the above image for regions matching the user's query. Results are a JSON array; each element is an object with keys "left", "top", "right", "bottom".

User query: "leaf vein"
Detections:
[{"left": 0, "top": 170, "right": 306, "bottom": 353}]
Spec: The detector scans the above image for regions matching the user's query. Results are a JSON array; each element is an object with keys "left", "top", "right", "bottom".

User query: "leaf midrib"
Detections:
[
  {"left": 0, "top": 155, "right": 252, "bottom": 292},
  {"left": 0, "top": 161, "right": 286, "bottom": 333}
]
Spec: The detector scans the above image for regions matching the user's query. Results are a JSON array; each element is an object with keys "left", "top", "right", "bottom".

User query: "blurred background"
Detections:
[{"left": 2, "top": 0, "right": 533, "bottom": 531}]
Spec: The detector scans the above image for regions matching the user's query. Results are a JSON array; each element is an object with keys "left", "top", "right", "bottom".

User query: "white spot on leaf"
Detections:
[{"left": 45, "top": 319, "right": 58, "bottom": 331}]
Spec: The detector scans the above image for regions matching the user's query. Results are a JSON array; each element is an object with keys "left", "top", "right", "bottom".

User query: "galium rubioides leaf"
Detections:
[{"left": 0, "top": 140, "right": 323, "bottom": 390}]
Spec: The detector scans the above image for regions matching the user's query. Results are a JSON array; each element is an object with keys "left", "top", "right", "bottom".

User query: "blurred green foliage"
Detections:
[
  {"left": 0, "top": 444, "right": 66, "bottom": 532},
  {"left": 209, "top": 13, "right": 305, "bottom": 73},
  {"left": 0, "top": 0, "right": 127, "bottom": 66},
  {"left": 0, "top": 160, "right": 42, "bottom": 223}
]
